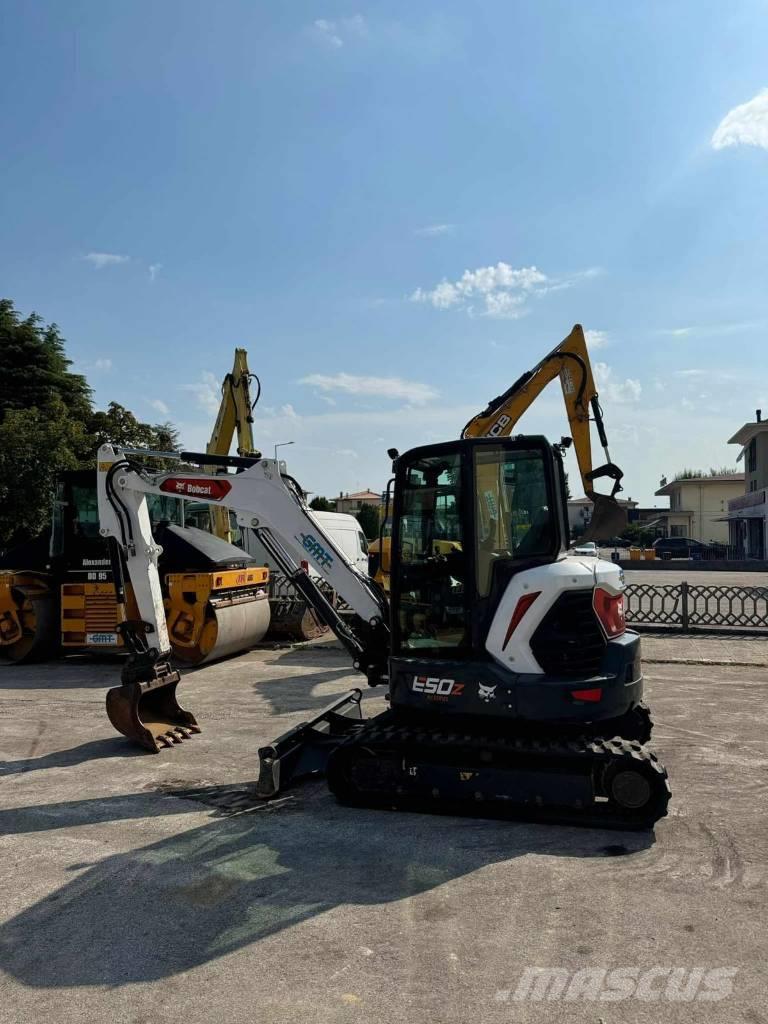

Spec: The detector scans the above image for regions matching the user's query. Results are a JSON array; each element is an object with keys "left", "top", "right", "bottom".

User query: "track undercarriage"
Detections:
[{"left": 256, "top": 692, "right": 670, "bottom": 830}]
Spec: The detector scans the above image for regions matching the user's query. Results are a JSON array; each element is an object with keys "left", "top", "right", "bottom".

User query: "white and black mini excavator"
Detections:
[{"left": 96, "top": 333, "right": 670, "bottom": 828}]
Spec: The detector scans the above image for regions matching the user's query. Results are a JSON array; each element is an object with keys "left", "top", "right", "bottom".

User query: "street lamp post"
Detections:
[{"left": 274, "top": 441, "right": 295, "bottom": 461}]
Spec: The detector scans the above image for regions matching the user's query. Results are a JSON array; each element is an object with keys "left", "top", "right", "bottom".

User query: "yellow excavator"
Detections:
[
  {"left": 203, "top": 347, "right": 259, "bottom": 543},
  {"left": 0, "top": 350, "right": 272, "bottom": 665},
  {"left": 368, "top": 325, "right": 626, "bottom": 589},
  {"left": 189, "top": 348, "right": 328, "bottom": 641}
]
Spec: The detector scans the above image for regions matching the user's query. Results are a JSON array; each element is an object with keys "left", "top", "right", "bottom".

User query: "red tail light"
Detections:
[
  {"left": 593, "top": 587, "right": 625, "bottom": 638},
  {"left": 571, "top": 687, "right": 603, "bottom": 702},
  {"left": 502, "top": 591, "right": 541, "bottom": 650},
  {"left": 300, "top": 560, "right": 309, "bottom": 573}
]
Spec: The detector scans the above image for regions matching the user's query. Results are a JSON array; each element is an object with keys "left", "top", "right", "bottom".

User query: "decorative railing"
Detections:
[{"left": 625, "top": 582, "right": 768, "bottom": 630}]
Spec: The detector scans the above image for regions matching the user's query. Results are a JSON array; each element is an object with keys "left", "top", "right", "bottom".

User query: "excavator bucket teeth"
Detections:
[
  {"left": 256, "top": 689, "right": 364, "bottom": 798},
  {"left": 582, "top": 494, "right": 627, "bottom": 543},
  {"left": 106, "top": 672, "right": 201, "bottom": 753}
]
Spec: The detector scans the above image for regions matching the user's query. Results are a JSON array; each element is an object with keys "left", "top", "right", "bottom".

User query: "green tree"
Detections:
[
  {"left": 0, "top": 300, "right": 183, "bottom": 549},
  {"left": 356, "top": 502, "right": 380, "bottom": 540},
  {"left": 0, "top": 299, "right": 92, "bottom": 420},
  {"left": 88, "top": 402, "right": 180, "bottom": 455},
  {"left": 309, "top": 496, "right": 334, "bottom": 512},
  {"left": 0, "top": 398, "right": 89, "bottom": 546}
]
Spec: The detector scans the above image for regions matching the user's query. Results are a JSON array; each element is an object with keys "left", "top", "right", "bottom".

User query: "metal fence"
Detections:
[{"left": 625, "top": 582, "right": 768, "bottom": 631}]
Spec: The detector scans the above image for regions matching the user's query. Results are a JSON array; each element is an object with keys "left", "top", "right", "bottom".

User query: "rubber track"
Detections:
[{"left": 326, "top": 713, "right": 670, "bottom": 830}]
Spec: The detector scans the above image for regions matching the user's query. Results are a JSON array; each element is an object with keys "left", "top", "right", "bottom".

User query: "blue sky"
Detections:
[{"left": 2, "top": 1, "right": 768, "bottom": 504}]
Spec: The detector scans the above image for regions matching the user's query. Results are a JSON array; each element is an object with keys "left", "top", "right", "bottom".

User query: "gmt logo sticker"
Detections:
[{"left": 297, "top": 533, "right": 334, "bottom": 571}]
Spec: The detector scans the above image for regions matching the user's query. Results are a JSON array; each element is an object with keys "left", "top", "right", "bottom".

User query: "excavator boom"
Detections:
[
  {"left": 205, "top": 348, "right": 260, "bottom": 542},
  {"left": 462, "top": 324, "right": 627, "bottom": 541}
]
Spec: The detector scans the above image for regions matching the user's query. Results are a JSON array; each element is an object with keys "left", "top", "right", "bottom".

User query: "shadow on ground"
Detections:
[
  {"left": 0, "top": 783, "right": 655, "bottom": 988},
  {"left": 0, "top": 737, "right": 144, "bottom": 777},
  {"left": 0, "top": 656, "right": 122, "bottom": 689}
]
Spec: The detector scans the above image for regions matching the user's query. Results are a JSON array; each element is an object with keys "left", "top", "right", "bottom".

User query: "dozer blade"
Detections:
[
  {"left": 256, "top": 689, "right": 364, "bottom": 798},
  {"left": 106, "top": 667, "right": 201, "bottom": 753},
  {"left": 582, "top": 494, "right": 627, "bottom": 543}
]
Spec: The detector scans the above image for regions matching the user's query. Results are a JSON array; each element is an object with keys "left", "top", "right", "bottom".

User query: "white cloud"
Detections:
[
  {"left": 148, "top": 398, "right": 170, "bottom": 415},
  {"left": 675, "top": 368, "right": 706, "bottom": 378},
  {"left": 182, "top": 371, "right": 221, "bottom": 415},
  {"left": 335, "top": 448, "right": 358, "bottom": 459},
  {"left": 658, "top": 326, "right": 693, "bottom": 338},
  {"left": 712, "top": 89, "right": 768, "bottom": 150},
  {"left": 148, "top": 263, "right": 162, "bottom": 282},
  {"left": 281, "top": 403, "right": 300, "bottom": 419},
  {"left": 300, "top": 371, "right": 438, "bottom": 405},
  {"left": 657, "top": 321, "right": 759, "bottom": 339},
  {"left": 82, "top": 252, "right": 129, "bottom": 269},
  {"left": 594, "top": 362, "right": 642, "bottom": 404},
  {"left": 91, "top": 357, "right": 112, "bottom": 372},
  {"left": 310, "top": 14, "right": 367, "bottom": 49},
  {"left": 411, "top": 262, "right": 595, "bottom": 319},
  {"left": 585, "top": 329, "right": 609, "bottom": 350},
  {"left": 414, "top": 223, "right": 455, "bottom": 237}
]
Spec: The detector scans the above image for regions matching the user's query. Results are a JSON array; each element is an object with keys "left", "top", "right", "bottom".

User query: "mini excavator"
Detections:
[{"left": 95, "top": 327, "right": 670, "bottom": 828}]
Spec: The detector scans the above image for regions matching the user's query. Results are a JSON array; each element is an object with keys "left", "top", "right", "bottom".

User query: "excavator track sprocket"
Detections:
[{"left": 326, "top": 713, "right": 670, "bottom": 830}]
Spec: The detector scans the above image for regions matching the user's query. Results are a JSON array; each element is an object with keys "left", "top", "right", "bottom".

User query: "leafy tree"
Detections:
[
  {"left": 0, "top": 398, "right": 89, "bottom": 546},
  {"left": 620, "top": 523, "right": 657, "bottom": 546},
  {"left": 0, "top": 299, "right": 91, "bottom": 420},
  {"left": 88, "top": 402, "right": 179, "bottom": 454},
  {"left": 309, "top": 495, "right": 334, "bottom": 512},
  {"left": 356, "top": 502, "right": 380, "bottom": 540},
  {"left": 0, "top": 300, "right": 183, "bottom": 549}
]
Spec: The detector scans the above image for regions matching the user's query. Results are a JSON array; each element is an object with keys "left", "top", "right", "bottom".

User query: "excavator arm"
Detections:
[
  {"left": 205, "top": 348, "right": 260, "bottom": 541},
  {"left": 96, "top": 444, "right": 389, "bottom": 754},
  {"left": 461, "top": 324, "right": 626, "bottom": 541}
]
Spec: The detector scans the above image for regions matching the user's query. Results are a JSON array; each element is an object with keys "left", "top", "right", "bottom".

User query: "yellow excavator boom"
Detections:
[
  {"left": 461, "top": 324, "right": 626, "bottom": 541},
  {"left": 205, "top": 348, "right": 261, "bottom": 541}
]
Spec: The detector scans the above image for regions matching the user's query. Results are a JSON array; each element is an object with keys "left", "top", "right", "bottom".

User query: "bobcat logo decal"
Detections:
[{"left": 478, "top": 683, "right": 497, "bottom": 703}]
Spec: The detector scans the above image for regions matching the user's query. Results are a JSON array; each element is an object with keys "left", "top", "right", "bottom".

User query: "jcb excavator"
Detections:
[
  {"left": 368, "top": 324, "right": 625, "bottom": 590},
  {"left": 95, "top": 326, "right": 670, "bottom": 828},
  {"left": 0, "top": 349, "right": 273, "bottom": 665}
]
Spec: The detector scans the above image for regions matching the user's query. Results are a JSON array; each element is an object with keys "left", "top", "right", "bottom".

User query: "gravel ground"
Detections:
[{"left": 0, "top": 639, "right": 766, "bottom": 1024}]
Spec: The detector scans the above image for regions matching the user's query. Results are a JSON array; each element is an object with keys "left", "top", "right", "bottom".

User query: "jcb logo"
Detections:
[
  {"left": 411, "top": 675, "right": 465, "bottom": 697},
  {"left": 488, "top": 414, "right": 511, "bottom": 437}
]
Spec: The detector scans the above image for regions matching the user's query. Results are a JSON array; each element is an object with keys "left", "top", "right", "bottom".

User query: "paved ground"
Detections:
[
  {"left": 1, "top": 639, "right": 767, "bottom": 1023},
  {"left": 640, "top": 631, "right": 767, "bottom": 666},
  {"left": 621, "top": 568, "right": 768, "bottom": 588}
]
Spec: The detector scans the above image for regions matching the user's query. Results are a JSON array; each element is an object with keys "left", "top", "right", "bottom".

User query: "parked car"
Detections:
[
  {"left": 571, "top": 540, "right": 598, "bottom": 556},
  {"left": 652, "top": 537, "right": 727, "bottom": 560}
]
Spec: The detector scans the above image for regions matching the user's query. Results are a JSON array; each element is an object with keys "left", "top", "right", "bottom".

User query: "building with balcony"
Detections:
[
  {"left": 726, "top": 412, "right": 768, "bottom": 558},
  {"left": 653, "top": 473, "right": 744, "bottom": 544}
]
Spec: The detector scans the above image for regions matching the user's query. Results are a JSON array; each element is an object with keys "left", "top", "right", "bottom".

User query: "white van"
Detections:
[
  {"left": 312, "top": 511, "right": 369, "bottom": 574},
  {"left": 239, "top": 510, "right": 369, "bottom": 576}
]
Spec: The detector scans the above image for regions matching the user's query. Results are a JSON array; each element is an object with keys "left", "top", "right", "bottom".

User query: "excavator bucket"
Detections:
[
  {"left": 582, "top": 494, "right": 627, "bottom": 544},
  {"left": 106, "top": 667, "right": 201, "bottom": 753},
  {"left": 256, "top": 689, "right": 364, "bottom": 798}
]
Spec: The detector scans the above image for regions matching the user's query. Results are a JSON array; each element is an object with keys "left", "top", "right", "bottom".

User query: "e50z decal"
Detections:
[{"left": 411, "top": 675, "right": 465, "bottom": 698}]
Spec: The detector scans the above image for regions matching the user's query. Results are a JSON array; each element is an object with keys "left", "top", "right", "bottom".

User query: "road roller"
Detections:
[{"left": 0, "top": 470, "right": 271, "bottom": 667}]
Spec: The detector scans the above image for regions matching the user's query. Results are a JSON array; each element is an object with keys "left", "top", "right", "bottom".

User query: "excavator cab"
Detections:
[{"left": 390, "top": 436, "right": 565, "bottom": 662}]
